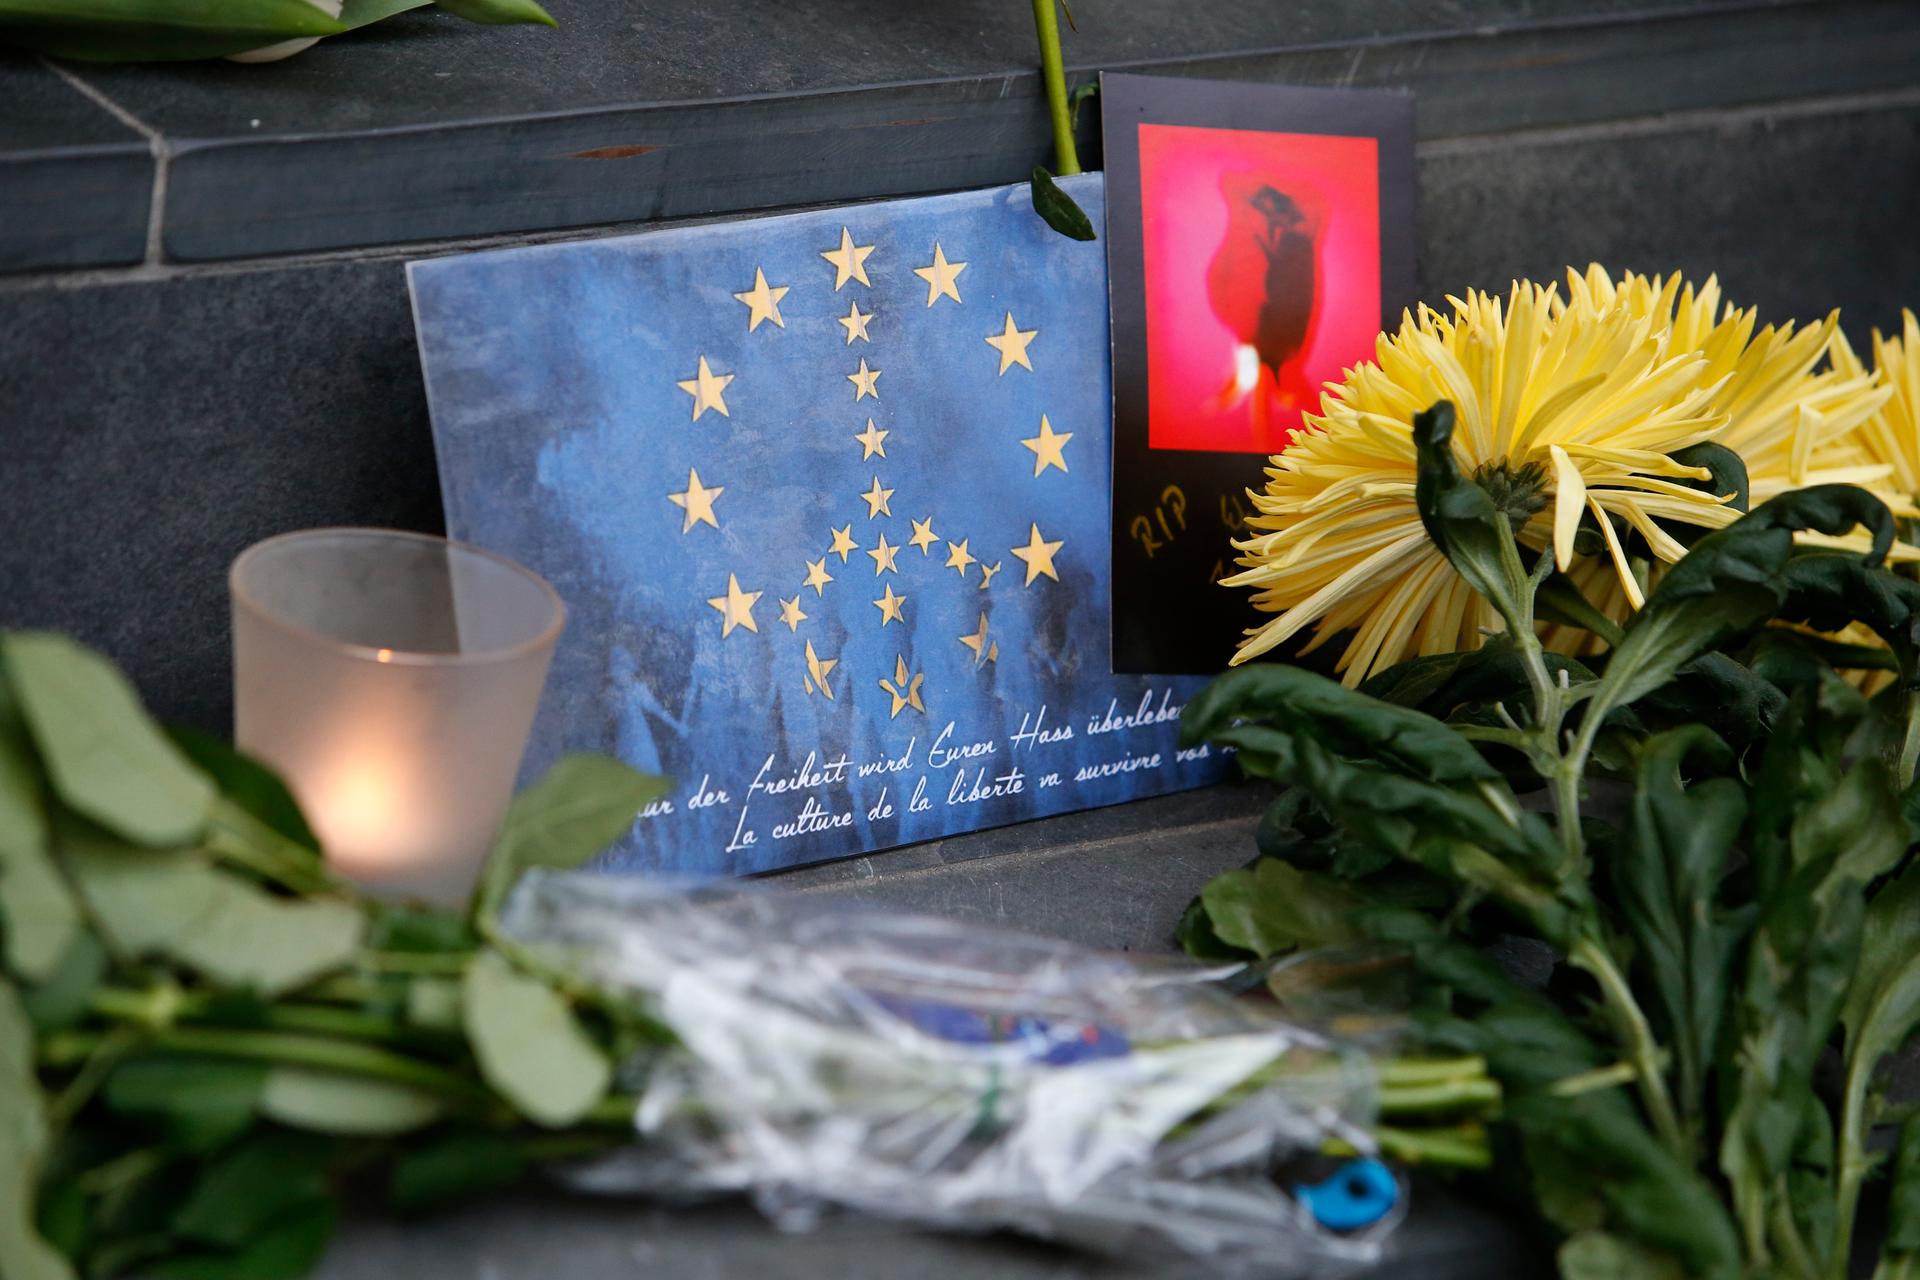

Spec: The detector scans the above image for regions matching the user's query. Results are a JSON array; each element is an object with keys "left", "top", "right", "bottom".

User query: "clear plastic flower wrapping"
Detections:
[{"left": 501, "top": 870, "right": 1405, "bottom": 1275}]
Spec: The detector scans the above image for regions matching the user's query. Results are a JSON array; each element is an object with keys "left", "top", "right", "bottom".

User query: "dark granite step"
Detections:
[{"left": 3, "top": 0, "right": 1916, "bottom": 271}]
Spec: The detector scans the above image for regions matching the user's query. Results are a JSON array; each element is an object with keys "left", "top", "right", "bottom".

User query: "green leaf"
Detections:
[
  {"left": 478, "top": 754, "right": 667, "bottom": 917},
  {"left": 1611, "top": 726, "right": 1748, "bottom": 1126},
  {"left": 0, "top": 726, "right": 80, "bottom": 983},
  {"left": 1843, "top": 862, "right": 1920, "bottom": 1061},
  {"left": 1198, "top": 859, "right": 1364, "bottom": 958},
  {"left": 1360, "top": 632, "right": 1595, "bottom": 727},
  {"left": 433, "top": 0, "right": 555, "bottom": 24},
  {"left": 1741, "top": 681, "right": 1865, "bottom": 903},
  {"left": 1887, "top": 1116, "right": 1920, "bottom": 1254},
  {"left": 1590, "top": 486, "right": 1894, "bottom": 719},
  {"left": 65, "top": 832, "right": 363, "bottom": 996},
  {"left": 1836, "top": 862, "right": 1920, "bottom": 1256},
  {"left": 406, "top": 975, "right": 465, "bottom": 1031},
  {"left": 389, "top": 1130, "right": 527, "bottom": 1214},
  {"left": 1356, "top": 648, "right": 1484, "bottom": 711},
  {"left": 1774, "top": 551, "right": 1920, "bottom": 669},
  {"left": 0, "top": 976, "right": 74, "bottom": 1280},
  {"left": 1186, "top": 662, "right": 1499, "bottom": 785},
  {"left": 339, "top": 0, "right": 430, "bottom": 25},
  {"left": 1719, "top": 853, "right": 1866, "bottom": 1241},
  {"left": 1666, "top": 442, "right": 1750, "bottom": 547},
  {"left": 146, "top": 1198, "right": 335, "bottom": 1280},
  {"left": 173, "top": 1132, "right": 333, "bottom": 1249},
  {"left": 1558, "top": 1231, "right": 1684, "bottom": 1280},
  {"left": 1411, "top": 400, "right": 1531, "bottom": 627},
  {"left": 1173, "top": 895, "right": 1248, "bottom": 962},
  {"left": 0, "top": 706, "right": 48, "bottom": 851},
  {"left": 34, "top": 1177, "right": 85, "bottom": 1260},
  {"left": 1536, "top": 571, "right": 1627, "bottom": 647},
  {"left": 1285, "top": 735, "right": 1575, "bottom": 943},
  {"left": 19, "top": 931, "right": 106, "bottom": 1032},
  {"left": 258, "top": 1067, "right": 444, "bottom": 1136},
  {"left": 4, "top": 632, "right": 214, "bottom": 847},
  {"left": 1068, "top": 80, "right": 1099, "bottom": 128},
  {"left": 463, "top": 947, "right": 610, "bottom": 1127},
  {"left": 1030, "top": 167, "right": 1097, "bottom": 241},
  {"left": 1511, "top": 1091, "right": 1744, "bottom": 1278},
  {"left": 105, "top": 1055, "right": 267, "bottom": 1153},
  {"left": 1791, "top": 756, "right": 1906, "bottom": 886},
  {"left": 167, "top": 725, "right": 319, "bottom": 855},
  {"left": 1632, "top": 652, "right": 1785, "bottom": 753},
  {"left": 368, "top": 904, "right": 475, "bottom": 954},
  {"left": 0, "top": 0, "right": 348, "bottom": 61}
]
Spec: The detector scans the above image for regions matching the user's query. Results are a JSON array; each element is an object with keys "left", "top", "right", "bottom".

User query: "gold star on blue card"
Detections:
[{"left": 412, "top": 176, "right": 1230, "bottom": 876}]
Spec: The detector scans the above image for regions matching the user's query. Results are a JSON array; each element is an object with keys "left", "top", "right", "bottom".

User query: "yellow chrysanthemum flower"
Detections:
[
  {"left": 1836, "top": 309, "right": 1920, "bottom": 506},
  {"left": 1227, "top": 276, "right": 1742, "bottom": 682},
  {"left": 1577, "top": 267, "right": 1896, "bottom": 507},
  {"left": 1542, "top": 271, "right": 1906, "bottom": 654}
]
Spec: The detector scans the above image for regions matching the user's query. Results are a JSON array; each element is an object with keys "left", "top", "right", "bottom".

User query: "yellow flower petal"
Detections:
[{"left": 1549, "top": 445, "right": 1585, "bottom": 570}]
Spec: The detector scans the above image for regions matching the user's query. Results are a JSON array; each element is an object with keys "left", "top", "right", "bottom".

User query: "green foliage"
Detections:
[
  {"left": 168, "top": 726, "right": 320, "bottom": 856},
  {"left": 0, "top": 0, "right": 553, "bottom": 61},
  {"left": 387, "top": 1130, "right": 527, "bottom": 1214},
  {"left": 433, "top": 0, "right": 555, "bottom": 26},
  {"left": 1180, "top": 400, "right": 1920, "bottom": 1279},
  {"left": 65, "top": 837, "right": 364, "bottom": 997},
  {"left": 105, "top": 1057, "right": 268, "bottom": 1154},
  {"left": 477, "top": 753, "right": 668, "bottom": 918},
  {"left": 1, "top": 977, "right": 74, "bottom": 1280},
  {"left": 4, "top": 633, "right": 214, "bottom": 847},
  {"left": 1029, "top": 168, "right": 1097, "bottom": 241},
  {"left": 0, "top": 629, "right": 665, "bottom": 1278},
  {"left": 1188, "top": 661, "right": 1500, "bottom": 785},
  {"left": 462, "top": 949, "right": 611, "bottom": 1128},
  {"left": 1198, "top": 859, "right": 1364, "bottom": 958},
  {"left": 258, "top": 1068, "right": 445, "bottom": 1136}
]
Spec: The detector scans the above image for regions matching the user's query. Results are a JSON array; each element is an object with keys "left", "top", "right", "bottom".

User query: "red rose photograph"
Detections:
[{"left": 1138, "top": 123, "right": 1383, "bottom": 454}]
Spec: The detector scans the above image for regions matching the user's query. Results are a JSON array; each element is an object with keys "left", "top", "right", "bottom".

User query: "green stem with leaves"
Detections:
[
  {"left": 1483, "top": 510, "right": 1687, "bottom": 1163},
  {"left": 1835, "top": 1048, "right": 1880, "bottom": 1280},
  {"left": 1570, "top": 937, "right": 1688, "bottom": 1158}
]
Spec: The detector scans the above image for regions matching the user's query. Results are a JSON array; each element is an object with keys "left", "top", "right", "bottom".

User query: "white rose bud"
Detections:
[{"left": 226, "top": 0, "right": 345, "bottom": 64}]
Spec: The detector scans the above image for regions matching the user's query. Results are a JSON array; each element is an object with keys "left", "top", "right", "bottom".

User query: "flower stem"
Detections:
[
  {"left": 1898, "top": 691, "right": 1920, "bottom": 789},
  {"left": 1325, "top": 1123, "right": 1492, "bottom": 1170},
  {"left": 1030, "top": 0, "right": 1080, "bottom": 175},
  {"left": 1571, "top": 937, "right": 1688, "bottom": 1159},
  {"left": 52, "top": 1022, "right": 489, "bottom": 1103},
  {"left": 1832, "top": 1043, "right": 1877, "bottom": 1280},
  {"left": 1376, "top": 1077, "right": 1503, "bottom": 1116},
  {"left": 1771, "top": 1190, "right": 1820, "bottom": 1280},
  {"left": 88, "top": 984, "right": 430, "bottom": 1046},
  {"left": 205, "top": 798, "right": 343, "bottom": 896},
  {"left": 1548, "top": 1059, "right": 1641, "bottom": 1098}
]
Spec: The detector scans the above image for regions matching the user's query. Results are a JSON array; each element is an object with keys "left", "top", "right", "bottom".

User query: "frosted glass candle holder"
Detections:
[{"left": 231, "top": 528, "right": 564, "bottom": 907}]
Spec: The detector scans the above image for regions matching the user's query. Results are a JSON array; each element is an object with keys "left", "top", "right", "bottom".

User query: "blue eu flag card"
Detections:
[{"left": 409, "top": 176, "right": 1232, "bottom": 877}]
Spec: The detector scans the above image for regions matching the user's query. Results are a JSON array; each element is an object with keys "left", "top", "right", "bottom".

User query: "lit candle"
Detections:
[{"left": 230, "top": 529, "right": 564, "bottom": 907}]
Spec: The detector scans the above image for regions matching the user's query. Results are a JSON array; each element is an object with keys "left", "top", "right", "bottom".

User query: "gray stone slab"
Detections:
[
  {"left": 56, "top": 0, "right": 1768, "bottom": 136},
  {"left": 29, "top": 0, "right": 1911, "bottom": 261},
  {"left": 0, "top": 258, "right": 442, "bottom": 730},
  {"left": 1418, "top": 99, "right": 1920, "bottom": 344},
  {"left": 312, "top": 1178, "right": 1548, "bottom": 1280},
  {"left": 771, "top": 786, "right": 1265, "bottom": 952},
  {"left": 0, "top": 53, "right": 151, "bottom": 272}
]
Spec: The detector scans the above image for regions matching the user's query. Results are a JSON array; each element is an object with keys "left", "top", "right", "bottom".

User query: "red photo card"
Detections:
[
  {"left": 1103, "top": 74, "right": 1415, "bottom": 675},
  {"left": 1139, "top": 125, "right": 1382, "bottom": 454}
]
